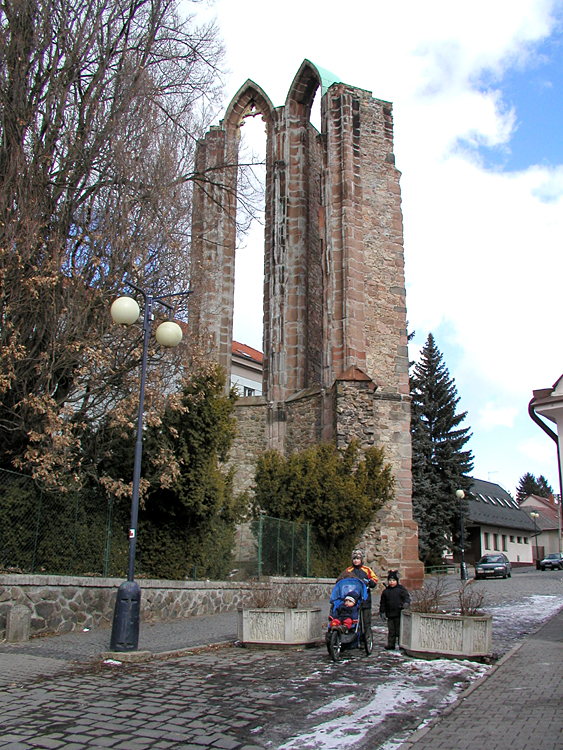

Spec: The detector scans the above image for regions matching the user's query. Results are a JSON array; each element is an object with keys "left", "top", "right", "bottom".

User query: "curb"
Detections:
[
  {"left": 99, "top": 638, "right": 235, "bottom": 664},
  {"left": 393, "top": 606, "right": 563, "bottom": 749}
]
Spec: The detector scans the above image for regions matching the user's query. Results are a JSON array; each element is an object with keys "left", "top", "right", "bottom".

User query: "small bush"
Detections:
[
  {"left": 252, "top": 440, "right": 395, "bottom": 576},
  {"left": 247, "top": 581, "right": 274, "bottom": 608},
  {"left": 457, "top": 581, "right": 487, "bottom": 616},
  {"left": 280, "top": 584, "right": 307, "bottom": 609},
  {"left": 410, "top": 576, "right": 448, "bottom": 613}
]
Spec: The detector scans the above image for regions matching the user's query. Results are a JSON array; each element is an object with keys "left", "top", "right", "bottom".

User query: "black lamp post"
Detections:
[
  {"left": 456, "top": 489, "right": 467, "bottom": 581},
  {"left": 530, "top": 511, "right": 540, "bottom": 570},
  {"left": 109, "top": 283, "right": 191, "bottom": 652}
]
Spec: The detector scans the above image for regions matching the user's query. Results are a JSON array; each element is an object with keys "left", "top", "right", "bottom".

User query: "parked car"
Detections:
[
  {"left": 539, "top": 553, "right": 563, "bottom": 571},
  {"left": 474, "top": 554, "right": 512, "bottom": 580}
]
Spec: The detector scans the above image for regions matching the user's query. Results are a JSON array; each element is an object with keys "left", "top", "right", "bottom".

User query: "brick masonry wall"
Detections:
[
  {"left": 0, "top": 575, "right": 334, "bottom": 639},
  {"left": 285, "top": 388, "right": 323, "bottom": 454}
]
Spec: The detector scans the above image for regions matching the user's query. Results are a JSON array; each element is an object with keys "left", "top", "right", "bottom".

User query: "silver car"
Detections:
[{"left": 474, "top": 553, "right": 512, "bottom": 580}]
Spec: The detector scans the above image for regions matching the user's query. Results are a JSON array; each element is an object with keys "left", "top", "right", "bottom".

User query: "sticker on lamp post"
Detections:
[{"left": 129, "top": 529, "right": 136, "bottom": 539}]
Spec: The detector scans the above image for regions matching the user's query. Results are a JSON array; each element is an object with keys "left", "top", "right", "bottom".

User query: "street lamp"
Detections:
[
  {"left": 456, "top": 489, "right": 467, "bottom": 581},
  {"left": 109, "top": 283, "right": 191, "bottom": 652},
  {"left": 530, "top": 511, "right": 540, "bottom": 570}
]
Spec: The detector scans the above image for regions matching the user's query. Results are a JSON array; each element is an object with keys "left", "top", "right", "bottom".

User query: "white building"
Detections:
[
  {"left": 230, "top": 341, "right": 263, "bottom": 397},
  {"left": 466, "top": 479, "right": 536, "bottom": 565}
]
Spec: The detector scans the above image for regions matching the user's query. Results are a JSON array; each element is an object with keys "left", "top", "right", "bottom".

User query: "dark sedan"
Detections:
[
  {"left": 474, "top": 554, "right": 512, "bottom": 580},
  {"left": 540, "top": 553, "right": 563, "bottom": 571}
]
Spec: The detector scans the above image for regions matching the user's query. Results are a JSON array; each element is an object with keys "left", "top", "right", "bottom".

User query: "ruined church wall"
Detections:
[
  {"left": 227, "top": 399, "right": 269, "bottom": 495},
  {"left": 191, "top": 65, "right": 424, "bottom": 589},
  {"left": 305, "top": 126, "right": 324, "bottom": 388}
]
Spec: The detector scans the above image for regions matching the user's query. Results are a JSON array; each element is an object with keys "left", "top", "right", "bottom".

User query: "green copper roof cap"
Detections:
[{"left": 312, "top": 63, "right": 342, "bottom": 95}]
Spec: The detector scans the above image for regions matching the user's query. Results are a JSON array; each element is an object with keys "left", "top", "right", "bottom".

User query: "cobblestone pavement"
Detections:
[
  {"left": 0, "top": 568, "right": 562, "bottom": 750},
  {"left": 395, "top": 605, "right": 563, "bottom": 750},
  {"left": 0, "top": 637, "right": 491, "bottom": 750}
]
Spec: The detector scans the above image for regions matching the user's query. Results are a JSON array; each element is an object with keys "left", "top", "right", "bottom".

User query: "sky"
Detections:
[{"left": 188, "top": 0, "right": 563, "bottom": 498}]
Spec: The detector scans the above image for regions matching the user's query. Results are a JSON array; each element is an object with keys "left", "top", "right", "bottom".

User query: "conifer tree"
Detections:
[
  {"left": 99, "top": 364, "right": 244, "bottom": 579},
  {"left": 516, "top": 472, "right": 554, "bottom": 503},
  {"left": 410, "top": 333, "right": 474, "bottom": 565}
]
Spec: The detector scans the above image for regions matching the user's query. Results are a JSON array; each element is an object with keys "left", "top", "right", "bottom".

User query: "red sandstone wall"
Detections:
[{"left": 190, "top": 63, "right": 423, "bottom": 588}]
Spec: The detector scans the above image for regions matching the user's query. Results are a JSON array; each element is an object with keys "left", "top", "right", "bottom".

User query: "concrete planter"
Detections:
[
  {"left": 237, "top": 607, "right": 323, "bottom": 647},
  {"left": 400, "top": 610, "right": 492, "bottom": 660}
]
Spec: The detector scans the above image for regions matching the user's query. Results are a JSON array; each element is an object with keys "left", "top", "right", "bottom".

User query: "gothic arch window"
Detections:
[
  {"left": 286, "top": 60, "right": 322, "bottom": 121},
  {"left": 224, "top": 80, "right": 276, "bottom": 137}
]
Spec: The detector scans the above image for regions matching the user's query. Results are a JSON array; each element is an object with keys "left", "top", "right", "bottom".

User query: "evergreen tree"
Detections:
[
  {"left": 252, "top": 441, "right": 395, "bottom": 576},
  {"left": 410, "top": 334, "right": 474, "bottom": 565},
  {"left": 537, "top": 475, "right": 554, "bottom": 498},
  {"left": 516, "top": 472, "right": 554, "bottom": 503},
  {"left": 99, "top": 364, "right": 244, "bottom": 579}
]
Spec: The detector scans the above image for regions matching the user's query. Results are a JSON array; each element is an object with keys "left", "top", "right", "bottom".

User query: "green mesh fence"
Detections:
[
  {"left": 0, "top": 468, "right": 331, "bottom": 579},
  {"left": 0, "top": 468, "right": 128, "bottom": 576},
  {"left": 232, "top": 515, "right": 330, "bottom": 579}
]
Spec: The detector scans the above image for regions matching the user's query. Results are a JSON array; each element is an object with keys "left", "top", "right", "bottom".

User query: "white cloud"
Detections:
[
  {"left": 479, "top": 403, "right": 519, "bottom": 429},
  {"left": 518, "top": 435, "right": 558, "bottom": 466},
  {"left": 190, "top": 0, "right": 563, "bottom": 495}
]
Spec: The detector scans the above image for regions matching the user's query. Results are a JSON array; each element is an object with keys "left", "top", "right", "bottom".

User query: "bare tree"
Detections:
[{"left": 0, "top": 0, "right": 224, "bottom": 484}]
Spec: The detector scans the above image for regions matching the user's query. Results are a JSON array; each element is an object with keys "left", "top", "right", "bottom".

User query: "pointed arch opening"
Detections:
[{"left": 224, "top": 82, "right": 275, "bottom": 397}]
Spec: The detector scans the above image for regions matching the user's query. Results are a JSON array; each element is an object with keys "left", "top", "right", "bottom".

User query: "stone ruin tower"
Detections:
[{"left": 188, "top": 60, "right": 424, "bottom": 587}]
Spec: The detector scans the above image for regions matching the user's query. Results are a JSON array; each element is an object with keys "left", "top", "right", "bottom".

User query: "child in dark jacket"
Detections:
[
  {"left": 379, "top": 570, "right": 410, "bottom": 650},
  {"left": 330, "top": 593, "right": 359, "bottom": 632}
]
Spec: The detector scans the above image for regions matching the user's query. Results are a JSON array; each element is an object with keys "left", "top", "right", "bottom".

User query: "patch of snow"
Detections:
[
  {"left": 310, "top": 695, "right": 354, "bottom": 716},
  {"left": 277, "top": 681, "right": 429, "bottom": 750},
  {"left": 281, "top": 596, "right": 563, "bottom": 750},
  {"left": 277, "top": 660, "right": 484, "bottom": 750}
]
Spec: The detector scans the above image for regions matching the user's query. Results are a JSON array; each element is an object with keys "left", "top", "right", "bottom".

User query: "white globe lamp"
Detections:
[
  {"left": 155, "top": 320, "right": 183, "bottom": 348},
  {"left": 111, "top": 296, "right": 140, "bottom": 326}
]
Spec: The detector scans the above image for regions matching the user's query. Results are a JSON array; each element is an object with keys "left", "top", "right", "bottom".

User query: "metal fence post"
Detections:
[
  {"left": 258, "top": 514, "right": 263, "bottom": 578},
  {"left": 31, "top": 489, "right": 43, "bottom": 574},
  {"left": 277, "top": 517, "right": 281, "bottom": 575},
  {"left": 306, "top": 522, "right": 310, "bottom": 577},
  {"left": 103, "top": 494, "right": 114, "bottom": 577},
  {"left": 69, "top": 493, "right": 80, "bottom": 576},
  {"left": 291, "top": 521, "right": 295, "bottom": 576}
]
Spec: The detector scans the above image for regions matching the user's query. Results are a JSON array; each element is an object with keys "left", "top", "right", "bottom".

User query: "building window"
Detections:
[
  {"left": 510, "top": 536, "right": 515, "bottom": 543},
  {"left": 484, "top": 532, "right": 490, "bottom": 549},
  {"left": 523, "top": 537, "right": 528, "bottom": 544},
  {"left": 517, "top": 536, "right": 522, "bottom": 544},
  {"left": 493, "top": 534, "right": 499, "bottom": 551},
  {"left": 502, "top": 535, "right": 507, "bottom": 551},
  {"left": 243, "top": 386, "right": 255, "bottom": 397}
]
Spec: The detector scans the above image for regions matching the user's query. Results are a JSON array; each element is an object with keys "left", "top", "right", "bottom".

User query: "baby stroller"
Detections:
[{"left": 326, "top": 578, "right": 373, "bottom": 661}]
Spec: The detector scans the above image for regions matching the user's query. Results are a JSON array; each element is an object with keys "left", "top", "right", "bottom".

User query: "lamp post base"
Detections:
[{"left": 110, "top": 581, "right": 141, "bottom": 652}]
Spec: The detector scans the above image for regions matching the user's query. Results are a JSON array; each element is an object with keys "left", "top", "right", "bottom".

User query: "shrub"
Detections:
[
  {"left": 457, "top": 581, "right": 487, "bottom": 616},
  {"left": 410, "top": 576, "right": 448, "bottom": 613},
  {"left": 252, "top": 440, "right": 394, "bottom": 576}
]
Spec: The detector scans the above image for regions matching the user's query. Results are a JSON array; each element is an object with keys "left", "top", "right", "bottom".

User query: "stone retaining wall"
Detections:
[{"left": 0, "top": 575, "right": 334, "bottom": 639}]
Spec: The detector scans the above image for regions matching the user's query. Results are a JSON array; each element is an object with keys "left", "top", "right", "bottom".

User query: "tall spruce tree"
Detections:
[
  {"left": 516, "top": 472, "right": 554, "bottom": 503},
  {"left": 410, "top": 334, "right": 474, "bottom": 565}
]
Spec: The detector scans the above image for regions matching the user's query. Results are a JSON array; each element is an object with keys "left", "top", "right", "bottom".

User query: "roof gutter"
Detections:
[{"left": 529, "top": 396, "right": 563, "bottom": 554}]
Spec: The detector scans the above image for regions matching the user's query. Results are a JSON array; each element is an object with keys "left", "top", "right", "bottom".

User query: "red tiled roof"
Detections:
[
  {"left": 522, "top": 495, "right": 562, "bottom": 526},
  {"left": 232, "top": 341, "right": 263, "bottom": 365}
]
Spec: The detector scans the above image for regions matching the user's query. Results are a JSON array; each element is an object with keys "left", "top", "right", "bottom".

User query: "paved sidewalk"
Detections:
[
  {"left": 0, "top": 607, "right": 244, "bottom": 686},
  {"left": 396, "top": 606, "right": 563, "bottom": 750},
  {"left": 1, "top": 573, "right": 562, "bottom": 750}
]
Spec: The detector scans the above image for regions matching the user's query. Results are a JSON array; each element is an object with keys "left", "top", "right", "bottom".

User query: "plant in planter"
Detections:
[
  {"left": 400, "top": 577, "right": 492, "bottom": 660},
  {"left": 457, "top": 581, "right": 487, "bottom": 616},
  {"left": 238, "top": 581, "right": 323, "bottom": 647}
]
